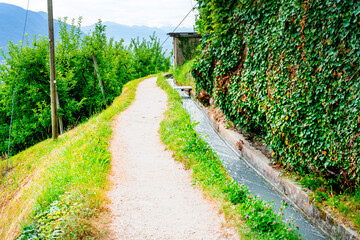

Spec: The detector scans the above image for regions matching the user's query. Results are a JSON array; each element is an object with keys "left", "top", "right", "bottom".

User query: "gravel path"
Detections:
[{"left": 108, "top": 77, "right": 239, "bottom": 240}]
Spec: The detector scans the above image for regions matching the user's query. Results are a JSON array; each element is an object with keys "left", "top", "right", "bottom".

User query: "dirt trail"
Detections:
[{"left": 108, "top": 77, "right": 239, "bottom": 240}]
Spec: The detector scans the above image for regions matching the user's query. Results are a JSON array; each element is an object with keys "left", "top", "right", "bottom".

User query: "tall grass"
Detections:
[
  {"left": 172, "top": 60, "right": 195, "bottom": 87},
  {"left": 157, "top": 74, "right": 301, "bottom": 240},
  {"left": 1, "top": 76, "right": 149, "bottom": 239}
]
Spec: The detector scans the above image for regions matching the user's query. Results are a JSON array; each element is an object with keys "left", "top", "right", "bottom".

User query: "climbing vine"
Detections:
[
  {"left": 193, "top": 0, "right": 360, "bottom": 189},
  {"left": 177, "top": 37, "right": 200, "bottom": 63}
]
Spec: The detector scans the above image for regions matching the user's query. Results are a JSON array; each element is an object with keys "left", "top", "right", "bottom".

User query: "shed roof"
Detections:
[{"left": 167, "top": 32, "right": 202, "bottom": 38}]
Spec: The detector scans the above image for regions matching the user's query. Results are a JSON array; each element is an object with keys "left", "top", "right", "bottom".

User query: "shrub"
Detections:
[{"left": 0, "top": 18, "right": 170, "bottom": 158}]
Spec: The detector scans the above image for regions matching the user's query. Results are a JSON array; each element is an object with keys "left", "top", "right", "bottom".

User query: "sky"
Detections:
[{"left": 1, "top": 0, "right": 198, "bottom": 28}]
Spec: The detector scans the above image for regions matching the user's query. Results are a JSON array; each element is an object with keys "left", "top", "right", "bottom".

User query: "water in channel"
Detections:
[{"left": 167, "top": 78, "right": 328, "bottom": 240}]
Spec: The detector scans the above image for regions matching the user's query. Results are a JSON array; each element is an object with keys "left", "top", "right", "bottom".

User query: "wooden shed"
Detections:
[{"left": 167, "top": 32, "right": 201, "bottom": 67}]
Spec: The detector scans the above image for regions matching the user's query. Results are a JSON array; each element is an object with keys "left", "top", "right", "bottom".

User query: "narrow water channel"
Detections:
[{"left": 167, "top": 78, "right": 328, "bottom": 240}]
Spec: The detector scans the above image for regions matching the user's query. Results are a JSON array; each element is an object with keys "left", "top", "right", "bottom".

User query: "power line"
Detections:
[
  {"left": 6, "top": 0, "right": 31, "bottom": 171},
  {"left": 21, "top": 0, "right": 30, "bottom": 44},
  {"left": 160, "top": 3, "right": 198, "bottom": 48}
]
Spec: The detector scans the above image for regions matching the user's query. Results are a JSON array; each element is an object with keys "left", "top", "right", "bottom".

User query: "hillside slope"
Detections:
[{"left": 0, "top": 76, "right": 147, "bottom": 239}]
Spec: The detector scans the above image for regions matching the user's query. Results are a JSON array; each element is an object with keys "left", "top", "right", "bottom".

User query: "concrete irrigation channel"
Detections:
[{"left": 166, "top": 77, "right": 329, "bottom": 240}]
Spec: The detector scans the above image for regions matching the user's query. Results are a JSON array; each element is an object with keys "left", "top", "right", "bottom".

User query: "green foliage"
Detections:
[
  {"left": 14, "top": 76, "right": 145, "bottom": 239},
  {"left": 16, "top": 194, "right": 93, "bottom": 239},
  {"left": 327, "top": 188, "right": 360, "bottom": 230},
  {"left": 177, "top": 37, "right": 200, "bottom": 63},
  {"left": 130, "top": 33, "right": 170, "bottom": 78},
  {"left": 298, "top": 174, "right": 326, "bottom": 190},
  {"left": 173, "top": 59, "right": 196, "bottom": 87},
  {"left": 0, "top": 18, "right": 170, "bottom": 157},
  {"left": 192, "top": 0, "right": 360, "bottom": 189},
  {"left": 157, "top": 75, "right": 301, "bottom": 239}
]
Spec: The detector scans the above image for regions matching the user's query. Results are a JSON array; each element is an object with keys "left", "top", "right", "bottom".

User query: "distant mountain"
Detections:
[
  {"left": 0, "top": 3, "right": 68, "bottom": 60},
  {"left": 0, "top": 3, "right": 195, "bottom": 60},
  {"left": 82, "top": 22, "right": 194, "bottom": 57}
]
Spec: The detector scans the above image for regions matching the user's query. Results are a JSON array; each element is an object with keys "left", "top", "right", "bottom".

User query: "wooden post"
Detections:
[
  {"left": 92, "top": 54, "right": 106, "bottom": 99},
  {"left": 47, "top": 0, "right": 58, "bottom": 140},
  {"left": 56, "top": 92, "right": 64, "bottom": 135}
]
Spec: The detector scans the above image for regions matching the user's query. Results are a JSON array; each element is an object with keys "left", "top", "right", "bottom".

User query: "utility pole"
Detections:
[{"left": 47, "top": 0, "right": 58, "bottom": 140}]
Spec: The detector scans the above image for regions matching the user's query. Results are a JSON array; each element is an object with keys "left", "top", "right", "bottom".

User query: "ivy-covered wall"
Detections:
[{"left": 192, "top": 0, "right": 360, "bottom": 188}]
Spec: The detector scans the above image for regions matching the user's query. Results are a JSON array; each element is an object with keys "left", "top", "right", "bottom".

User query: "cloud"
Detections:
[{"left": 1, "top": 0, "right": 197, "bottom": 27}]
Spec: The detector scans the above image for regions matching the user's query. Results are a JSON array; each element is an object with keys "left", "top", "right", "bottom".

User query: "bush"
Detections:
[{"left": 0, "top": 18, "right": 170, "bottom": 158}]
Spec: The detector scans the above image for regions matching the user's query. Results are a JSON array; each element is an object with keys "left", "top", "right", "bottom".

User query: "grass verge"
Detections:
[
  {"left": 291, "top": 173, "right": 360, "bottom": 233},
  {"left": 174, "top": 60, "right": 360, "bottom": 233},
  {"left": 157, "top": 74, "right": 301, "bottom": 240},
  {"left": 0, "top": 75, "right": 150, "bottom": 239}
]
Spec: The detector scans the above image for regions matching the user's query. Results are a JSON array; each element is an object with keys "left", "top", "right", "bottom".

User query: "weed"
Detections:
[{"left": 325, "top": 188, "right": 360, "bottom": 233}]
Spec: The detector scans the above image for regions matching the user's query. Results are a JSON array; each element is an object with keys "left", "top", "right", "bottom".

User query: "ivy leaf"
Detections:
[{"left": 354, "top": 6, "right": 360, "bottom": 16}]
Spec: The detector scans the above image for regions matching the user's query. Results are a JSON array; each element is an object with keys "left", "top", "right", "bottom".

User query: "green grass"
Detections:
[
  {"left": 1, "top": 75, "right": 151, "bottom": 239},
  {"left": 172, "top": 60, "right": 196, "bottom": 87},
  {"left": 157, "top": 74, "right": 301, "bottom": 240},
  {"left": 319, "top": 188, "right": 360, "bottom": 233},
  {"left": 286, "top": 172, "right": 360, "bottom": 232},
  {"left": 174, "top": 57, "right": 360, "bottom": 234}
]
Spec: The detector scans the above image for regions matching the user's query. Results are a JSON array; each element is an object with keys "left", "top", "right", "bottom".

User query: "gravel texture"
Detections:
[{"left": 108, "top": 77, "right": 239, "bottom": 240}]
